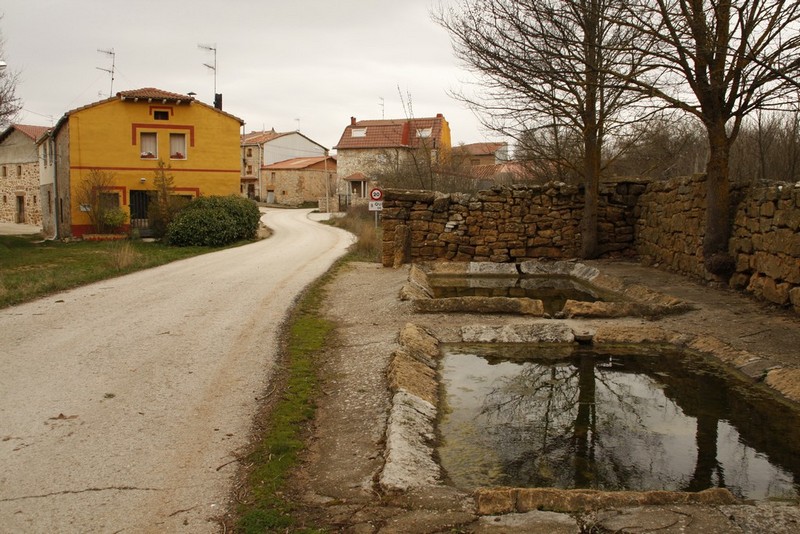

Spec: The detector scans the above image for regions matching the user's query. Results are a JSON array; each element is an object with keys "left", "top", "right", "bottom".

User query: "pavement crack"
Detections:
[{"left": 0, "top": 485, "right": 161, "bottom": 502}]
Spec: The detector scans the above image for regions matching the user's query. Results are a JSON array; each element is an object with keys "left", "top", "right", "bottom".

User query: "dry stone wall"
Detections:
[
  {"left": 381, "top": 174, "right": 800, "bottom": 314},
  {"left": 381, "top": 181, "right": 644, "bottom": 267},
  {"left": 729, "top": 182, "right": 800, "bottom": 310}
]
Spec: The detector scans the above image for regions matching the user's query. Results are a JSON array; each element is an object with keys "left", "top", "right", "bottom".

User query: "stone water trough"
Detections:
[{"left": 400, "top": 260, "right": 694, "bottom": 318}]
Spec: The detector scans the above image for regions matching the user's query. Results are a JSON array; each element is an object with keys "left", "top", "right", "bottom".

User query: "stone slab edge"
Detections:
[{"left": 379, "top": 323, "right": 442, "bottom": 493}]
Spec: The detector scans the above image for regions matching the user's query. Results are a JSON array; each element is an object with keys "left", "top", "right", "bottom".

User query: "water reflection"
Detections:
[{"left": 438, "top": 345, "right": 800, "bottom": 500}]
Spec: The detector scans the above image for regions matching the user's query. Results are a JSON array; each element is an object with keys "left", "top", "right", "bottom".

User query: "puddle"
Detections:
[
  {"left": 427, "top": 274, "right": 610, "bottom": 316},
  {"left": 438, "top": 344, "right": 800, "bottom": 500}
]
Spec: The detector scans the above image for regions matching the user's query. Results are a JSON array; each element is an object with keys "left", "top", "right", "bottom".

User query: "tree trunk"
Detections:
[{"left": 703, "top": 122, "right": 734, "bottom": 276}]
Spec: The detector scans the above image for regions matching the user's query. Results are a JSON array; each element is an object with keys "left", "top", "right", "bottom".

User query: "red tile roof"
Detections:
[
  {"left": 241, "top": 130, "right": 292, "bottom": 145},
  {"left": 10, "top": 124, "right": 50, "bottom": 142},
  {"left": 117, "top": 87, "right": 195, "bottom": 102},
  {"left": 335, "top": 115, "right": 447, "bottom": 150},
  {"left": 262, "top": 156, "right": 336, "bottom": 170}
]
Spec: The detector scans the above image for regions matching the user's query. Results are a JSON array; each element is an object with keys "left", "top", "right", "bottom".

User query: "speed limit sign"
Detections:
[{"left": 370, "top": 187, "right": 383, "bottom": 201}]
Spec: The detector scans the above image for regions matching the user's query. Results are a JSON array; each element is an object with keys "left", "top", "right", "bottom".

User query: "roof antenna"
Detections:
[
  {"left": 198, "top": 43, "right": 217, "bottom": 96},
  {"left": 96, "top": 48, "right": 115, "bottom": 97},
  {"left": 295, "top": 117, "right": 300, "bottom": 131},
  {"left": 379, "top": 97, "right": 385, "bottom": 119}
]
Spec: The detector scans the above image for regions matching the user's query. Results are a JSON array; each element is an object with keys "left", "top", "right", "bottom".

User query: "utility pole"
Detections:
[{"left": 96, "top": 48, "right": 115, "bottom": 97}]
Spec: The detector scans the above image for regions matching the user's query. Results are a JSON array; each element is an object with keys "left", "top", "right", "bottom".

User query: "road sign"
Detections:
[
  {"left": 369, "top": 187, "right": 383, "bottom": 201},
  {"left": 369, "top": 201, "right": 384, "bottom": 211}
]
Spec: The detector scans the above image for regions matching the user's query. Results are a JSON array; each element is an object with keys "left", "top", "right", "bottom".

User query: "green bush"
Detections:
[
  {"left": 165, "top": 195, "right": 261, "bottom": 247},
  {"left": 102, "top": 207, "right": 128, "bottom": 232}
]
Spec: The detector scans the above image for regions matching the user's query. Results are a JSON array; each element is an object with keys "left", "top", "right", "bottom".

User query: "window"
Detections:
[
  {"left": 1, "top": 166, "right": 6, "bottom": 177},
  {"left": 246, "top": 147, "right": 253, "bottom": 157},
  {"left": 352, "top": 127, "right": 367, "bottom": 138},
  {"left": 140, "top": 132, "right": 157, "bottom": 158},
  {"left": 100, "top": 192, "right": 120, "bottom": 209},
  {"left": 154, "top": 110, "right": 169, "bottom": 120},
  {"left": 169, "top": 133, "right": 186, "bottom": 159},
  {"left": 16, "top": 165, "right": 21, "bottom": 176},
  {"left": 416, "top": 128, "right": 432, "bottom": 138},
  {"left": 246, "top": 165, "right": 253, "bottom": 175}
]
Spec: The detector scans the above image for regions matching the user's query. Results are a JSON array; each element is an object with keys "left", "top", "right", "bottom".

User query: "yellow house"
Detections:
[{"left": 50, "top": 87, "right": 243, "bottom": 237}]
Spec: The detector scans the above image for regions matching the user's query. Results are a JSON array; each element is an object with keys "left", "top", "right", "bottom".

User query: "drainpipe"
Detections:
[{"left": 51, "top": 135, "right": 60, "bottom": 240}]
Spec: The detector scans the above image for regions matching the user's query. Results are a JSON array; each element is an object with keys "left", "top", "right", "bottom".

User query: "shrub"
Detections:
[
  {"left": 165, "top": 195, "right": 260, "bottom": 247},
  {"left": 102, "top": 207, "right": 128, "bottom": 232}
]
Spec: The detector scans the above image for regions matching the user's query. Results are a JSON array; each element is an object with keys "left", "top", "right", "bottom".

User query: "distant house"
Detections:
[
  {"left": 0, "top": 124, "right": 50, "bottom": 226},
  {"left": 241, "top": 130, "right": 327, "bottom": 201},
  {"left": 452, "top": 142, "right": 509, "bottom": 167},
  {"left": 48, "top": 87, "right": 243, "bottom": 238},
  {"left": 334, "top": 114, "right": 451, "bottom": 204},
  {"left": 262, "top": 155, "right": 337, "bottom": 208}
]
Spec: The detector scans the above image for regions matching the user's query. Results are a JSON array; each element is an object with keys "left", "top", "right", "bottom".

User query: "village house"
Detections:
[
  {"left": 240, "top": 129, "right": 327, "bottom": 201},
  {"left": 46, "top": 87, "right": 243, "bottom": 238},
  {"left": 262, "top": 155, "right": 337, "bottom": 209},
  {"left": 0, "top": 124, "right": 50, "bottom": 226},
  {"left": 334, "top": 114, "right": 451, "bottom": 206},
  {"left": 451, "top": 142, "right": 509, "bottom": 168}
]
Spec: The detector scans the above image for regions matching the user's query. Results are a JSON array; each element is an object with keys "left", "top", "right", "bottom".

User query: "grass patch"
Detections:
[
  {"left": 234, "top": 259, "right": 349, "bottom": 534},
  {"left": 0, "top": 235, "right": 220, "bottom": 309},
  {"left": 325, "top": 205, "right": 382, "bottom": 262}
]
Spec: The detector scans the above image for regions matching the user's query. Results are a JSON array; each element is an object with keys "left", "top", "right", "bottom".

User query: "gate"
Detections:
[{"left": 129, "top": 190, "right": 153, "bottom": 236}]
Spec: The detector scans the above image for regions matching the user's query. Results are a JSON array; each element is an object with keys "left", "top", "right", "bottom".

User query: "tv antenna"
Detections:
[
  {"left": 198, "top": 43, "right": 217, "bottom": 94},
  {"left": 96, "top": 48, "right": 115, "bottom": 97},
  {"left": 379, "top": 97, "right": 385, "bottom": 119}
]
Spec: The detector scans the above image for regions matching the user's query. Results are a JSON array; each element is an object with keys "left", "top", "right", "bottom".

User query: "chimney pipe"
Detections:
[
  {"left": 214, "top": 93, "right": 222, "bottom": 110},
  {"left": 351, "top": 116, "right": 356, "bottom": 126}
]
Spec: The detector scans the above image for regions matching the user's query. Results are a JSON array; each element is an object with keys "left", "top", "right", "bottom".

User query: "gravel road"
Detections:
[{"left": 0, "top": 208, "right": 352, "bottom": 533}]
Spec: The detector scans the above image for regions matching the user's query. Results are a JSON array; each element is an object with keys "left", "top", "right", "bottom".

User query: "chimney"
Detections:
[
  {"left": 436, "top": 113, "right": 443, "bottom": 118},
  {"left": 351, "top": 116, "right": 357, "bottom": 126},
  {"left": 214, "top": 93, "right": 223, "bottom": 110}
]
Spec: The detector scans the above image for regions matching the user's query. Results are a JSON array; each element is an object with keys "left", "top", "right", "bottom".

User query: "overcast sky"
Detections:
[{"left": 2, "top": 0, "right": 498, "bottom": 152}]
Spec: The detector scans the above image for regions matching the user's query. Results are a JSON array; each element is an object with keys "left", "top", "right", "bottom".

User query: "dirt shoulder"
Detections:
[{"left": 287, "top": 260, "right": 800, "bottom": 533}]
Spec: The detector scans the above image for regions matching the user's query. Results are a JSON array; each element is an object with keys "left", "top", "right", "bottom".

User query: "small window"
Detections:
[
  {"left": 154, "top": 110, "right": 169, "bottom": 120},
  {"left": 140, "top": 132, "right": 157, "bottom": 158},
  {"left": 246, "top": 165, "right": 253, "bottom": 174},
  {"left": 16, "top": 165, "right": 22, "bottom": 176},
  {"left": 246, "top": 147, "right": 253, "bottom": 157},
  {"left": 352, "top": 127, "right": 367, "bottom": 138},
  {"left": 169, "top": 133, "right": 186, "bottom": 159},
  {"left": 1, "top": 166, "right": 6, "bottom": 177},
  {"left": 100, "top": 192, "right": 120, "bottom": 209},
  {"left": 416, "top": 128, "right": 432, "bottom": 138}
]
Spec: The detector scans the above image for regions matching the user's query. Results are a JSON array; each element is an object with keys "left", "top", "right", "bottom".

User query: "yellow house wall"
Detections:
[{"left": 66, "top": 98, "right": 241, "bottom": 234}]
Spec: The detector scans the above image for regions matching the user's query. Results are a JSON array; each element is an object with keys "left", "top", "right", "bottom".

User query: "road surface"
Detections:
[{"left": 0, "top": 208, "right": 353, "bottom": 533}]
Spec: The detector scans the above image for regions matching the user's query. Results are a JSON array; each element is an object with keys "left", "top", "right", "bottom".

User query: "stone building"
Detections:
[
  {"left": 334, "top": 114, "right": 451, "bottom": 206},
  {"left": 0, "top": 124, "right": 49, "bottom": 226},
  {"left": 262, "top": 155, "right": 336, "bottom": 208},
  {"left": 241, "top": 130, "right": 327, "bottom": 201}
]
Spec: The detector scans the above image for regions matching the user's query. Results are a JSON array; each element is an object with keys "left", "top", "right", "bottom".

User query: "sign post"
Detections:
[{"left": 369, "top": 188, "right": 384, "bottom": 228}]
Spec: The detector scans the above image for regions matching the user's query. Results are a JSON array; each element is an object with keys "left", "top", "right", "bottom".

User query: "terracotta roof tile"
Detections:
[
  {"left": 335, "top": 115, "right": 447, "bottom": 150},
  {"left": 262, "top": 156, "right": 335, "bottom": 170},
  {"left": 117, "top": 87, "right": 195, "bottom": 102},
  {"left": 241, "top": 130, "right": 292, "bottom": 145},
  {"left": 11, "top": 124, "right": 50, "bottom": 141}
]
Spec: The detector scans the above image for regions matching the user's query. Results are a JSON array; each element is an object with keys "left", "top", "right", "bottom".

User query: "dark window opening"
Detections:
[{"left": 154, "top": 111, "right": 169, "bottom": 120}]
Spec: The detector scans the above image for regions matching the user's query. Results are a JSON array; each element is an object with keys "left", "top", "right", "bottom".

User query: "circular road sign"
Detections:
[{"left": 370, "top": 187, "right": 383, "bottom": 201}]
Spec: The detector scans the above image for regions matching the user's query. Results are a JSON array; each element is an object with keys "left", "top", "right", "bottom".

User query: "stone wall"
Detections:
[
  {"left": 636, "top": 175, "right": 800, "bottom": 311},
  {"left": 381, "top": 180, "right": 645, "bottom": 267},
  {"left": 729, "top": 182, "right": 800, "bottom": 310},
  {"left": 382, "top": 175, "right": 800, "bottom": 313},
  {"left": 0, "top": 161, "right": 43, "bottom": 225}
]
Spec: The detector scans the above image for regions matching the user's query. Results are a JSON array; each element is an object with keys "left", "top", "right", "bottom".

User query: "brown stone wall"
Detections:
[
  {"left": 381, "top": 180, "right": 644, "bottom": 267},
  {"left": 729, "top": 182, "right": 800, "bottom": 310},
  {"left": 636, "top": 174, "right": 799, "bottom": 312},
  {"left": 0, "top": 161, "right": 43, "bottom": 225}
]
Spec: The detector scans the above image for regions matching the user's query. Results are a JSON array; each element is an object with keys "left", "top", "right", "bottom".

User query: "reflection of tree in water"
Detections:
[{"left": 480, "top": 352, "right": 665, "bottom": 490}]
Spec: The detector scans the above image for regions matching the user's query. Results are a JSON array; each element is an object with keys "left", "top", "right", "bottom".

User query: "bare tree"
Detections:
[
  {"left": 608, "top": 0, "right": 800, "bottom": 274},
  {"left": 0, "top": 27, "right": 21, "bottom": 128},
  {"left": 435, "top": 0, "right": 652, "bottom": 258},
  {"left": 75, "top": 169, "right": 126, "bottom": 234}
]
